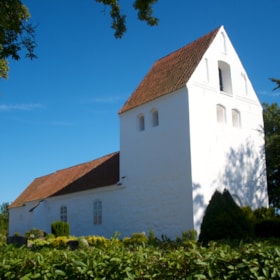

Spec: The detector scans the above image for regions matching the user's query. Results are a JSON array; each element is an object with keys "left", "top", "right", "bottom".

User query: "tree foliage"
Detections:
[
  {"left": 198, "top": 189, "right": 252, "bottom": 244},
  {"left": 270, "top": 78, "right": 280, "bottom": 91},
  {"left": 0, "top": 0, "right": 37, "bottom": 79},
  {"left": 263, "top": 102, "right": 280, "bottom": 208},
  {"left": 96, "top": 0, "right": 158, "bottom": 38},
  {"left": 0, "top": 0, "right": 159, "bottom": 79},
  {"left": 0, "top": 202, "right": 9, "bottom": 237}
]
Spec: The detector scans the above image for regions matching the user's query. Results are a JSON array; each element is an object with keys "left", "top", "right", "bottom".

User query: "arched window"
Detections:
[
  {"left": 218, "top": 61, "right": 232, "bottom": 94},
  {"left": 216, "top": 104, "right": 226, "bottom": 124},
  {"left": 60, "top": 206, "right": 67, "bottom": 222},
  {"left": 93, "top": 199, "right": 102, "bottom": 225},
  {"left": 232, "top": 109, "right": 241, "bottom": 128},
  {"left": 138, "top": 114, "right": 145, "bottom": 131},
  {"left": 151, "top": 109, "right": 159, "bottom": 127}
]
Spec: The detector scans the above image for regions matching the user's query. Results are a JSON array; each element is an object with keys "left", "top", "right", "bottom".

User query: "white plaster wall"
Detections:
[
  {"left": 9, "top": 205, "right": 29, "bottom": 236},
  {"left": 187, "top": 26, "right": 268, "bottom": 233},
  {"left": 43, "top": 185, "right": 126, "bottom": 237},
  {"left": 9, "top": 199, "right": 48, "bottom": 236},
  {"left": 119, "top": 89, "right": 194, "bottom": 239},
  {"left": 10, "top": 185, "right": 126, "bottom": 238}
]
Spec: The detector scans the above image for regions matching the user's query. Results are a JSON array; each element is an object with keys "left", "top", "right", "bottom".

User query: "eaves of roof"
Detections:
[{"left": 10, "top": 152, "right": 120, "bottom": 208}]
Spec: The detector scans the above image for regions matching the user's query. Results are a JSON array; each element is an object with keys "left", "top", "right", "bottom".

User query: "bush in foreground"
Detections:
[
  {"left": 51, "top": 221, "right": 70, "bottom": 237},
  {"left": 199, "top": 189, "right": 253, "bottom": 244},
  {"left": 0, "top": 239, "right": 280, "bottom": 279}
]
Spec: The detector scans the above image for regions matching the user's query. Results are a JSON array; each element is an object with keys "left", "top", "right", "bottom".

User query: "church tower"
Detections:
[{"left": 118, "top": 26, "right": 268, "bottom": 236}]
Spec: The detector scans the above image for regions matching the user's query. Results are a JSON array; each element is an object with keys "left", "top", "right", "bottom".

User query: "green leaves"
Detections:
[
  {"left": 0, "top": 0, "right": 37, "bottom": 79},
  {"left": 95, "top": 0, "right": 158, "bottom": 38},
  {"left": 1, "top": 0, "right": 159, "bottom": 79},
  {"left": 133, "top": 0, "right": 159, "bottom": 26},
  {"left": 1, "top": 239, "right": 280, "bottom": 279},
  {"left": 199, "top": 189, "right": 253, "bottom": 244},
  {"left": 270, "top": 78, "right": 280, "bottom": 91}
]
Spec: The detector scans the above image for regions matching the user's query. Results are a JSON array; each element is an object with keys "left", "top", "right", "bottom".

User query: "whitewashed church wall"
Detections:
[
  {"left": 187, "top": 27, "right": 268, "bottom": 234},
  {"left": 119, "top": 88, "right": 195, "bottom": 239}
]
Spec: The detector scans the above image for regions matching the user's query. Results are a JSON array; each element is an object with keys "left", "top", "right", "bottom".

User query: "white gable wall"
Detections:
[{"left": 187, "top": 27, "right": 268, "bottom": 233}]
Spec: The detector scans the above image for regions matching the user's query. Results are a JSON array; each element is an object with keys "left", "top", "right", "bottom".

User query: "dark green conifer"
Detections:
[{"left": 199, "top": 189, "right": 252, "bottom": 244}]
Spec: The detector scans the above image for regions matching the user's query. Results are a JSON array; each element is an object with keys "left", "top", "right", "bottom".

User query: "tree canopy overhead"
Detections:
[
  {"left": 0, "top": 0, "right": 159, "bottom": 80},
  {"left": 0, "top": 0, "right": 37, "bottom": 79},
  {"left": 270, "top": 78, "right": 280, "bottom": 91},
  {"left": 96, "top": 0, "right": 159, "bottom": 39}
]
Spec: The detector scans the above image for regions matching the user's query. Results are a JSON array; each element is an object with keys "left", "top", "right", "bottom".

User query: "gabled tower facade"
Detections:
[
  {"left": 119, "top": 26, "right": 268, "bottom": 237},
  {"left": 186, "top": 27, "right": 268, "bottom": 231}
]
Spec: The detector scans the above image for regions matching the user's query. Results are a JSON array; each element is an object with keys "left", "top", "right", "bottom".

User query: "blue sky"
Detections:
[{"left": 1, "top": 0, "right": 280, "bottom": 204}]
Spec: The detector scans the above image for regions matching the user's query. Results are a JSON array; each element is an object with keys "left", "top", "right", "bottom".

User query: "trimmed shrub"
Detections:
[
  {"left": 253, "top": 207, "right": 275, "bottom": 221},
  {"left": 199, "top": 189, "right": 253, "bottom": 244},
  {"left": 86, "top": 235, "right": 108, "bottom": 247},
  {"left": 242, "top": 206, "right": 279, "bottom": 238},
  {"left": 25, "top": 228, "right": 46, "bottom": 239},
  {"left": 241, "top": 206, "right": 255, "bottom": 222},
  {"left": 50, "top": 236, "right": 69, "bottom": 248},
  {"left": 51, "top": 221, "right": 70, "bottom": 237},
  {"left": 31, "top": 238, "right": 50, "bottom": 249},
  {"left": 46, "top": 233, "right": 55, "bottom": 240},
  {"left": 181, "top": 229, "right": 197, "bottom": 242},
  {"left": 123, "top": 232, "right": 148, "bottom": 246}
]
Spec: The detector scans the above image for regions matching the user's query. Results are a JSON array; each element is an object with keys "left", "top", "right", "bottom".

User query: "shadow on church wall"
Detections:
[
  {"left": 192, "top": 182, "right": 207, "bottom": 231},
  {"left": 192, "top": 136, "right": 268, "bottom": 231},
  {"left": 219, "top": 138, "right": 267, "bottom": 209}
]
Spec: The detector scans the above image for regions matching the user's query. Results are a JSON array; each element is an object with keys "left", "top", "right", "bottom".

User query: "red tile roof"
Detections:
[
  {"left": 10, "top": 152, "right": 120, "bottom": 208},
  {"left": 119, "top": 26, "right": 221, "bottom": 114}
]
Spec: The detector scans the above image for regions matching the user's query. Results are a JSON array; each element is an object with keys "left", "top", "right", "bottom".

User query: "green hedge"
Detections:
[{"left": 0, "top": 240, "right": 280, "bottom": 279}]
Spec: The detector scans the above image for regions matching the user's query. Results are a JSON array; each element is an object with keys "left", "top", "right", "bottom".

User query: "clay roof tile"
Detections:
[{"left": 10, "top": 152, "right": 119, "bottom": 208}]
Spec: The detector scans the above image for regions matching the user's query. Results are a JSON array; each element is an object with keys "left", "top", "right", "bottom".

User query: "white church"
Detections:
[{"left": 9, "top": 26, "right": 269, "bottom": 239}]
